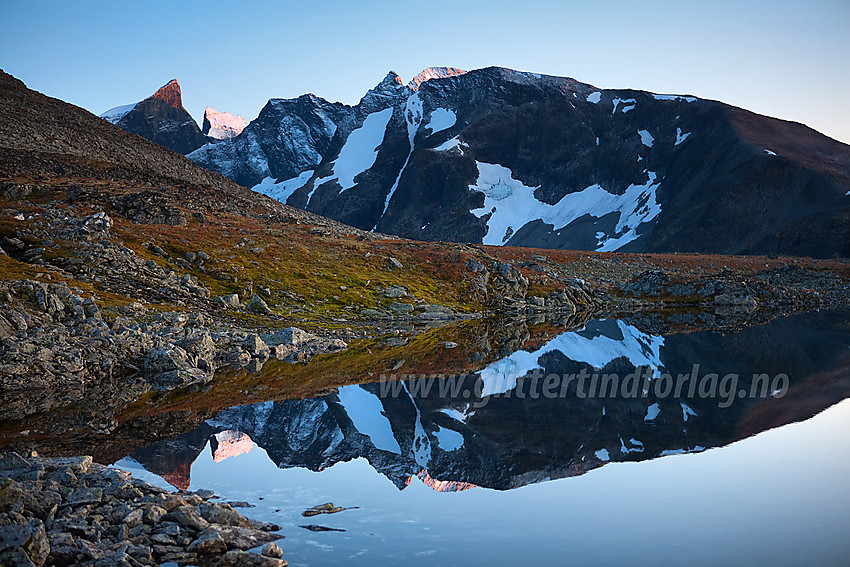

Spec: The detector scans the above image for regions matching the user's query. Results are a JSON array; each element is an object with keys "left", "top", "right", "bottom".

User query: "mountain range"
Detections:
[{"left": 104, "top": 67, "right": 850, "bottom": 258}]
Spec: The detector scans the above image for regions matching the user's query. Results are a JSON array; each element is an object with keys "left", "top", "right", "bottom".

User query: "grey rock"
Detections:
[
  {"left": 166, "top": 505, "right": 210, "bottom": 531},
  {"left": 0, "top": 452, "right": 30, "bottom": 470},
  {"left": 122, "top": 508, "right": 144, "bottom": 529},
  {"left": 359, "top": 308, "right": 389, "bottom": 318},
  {"left": 245, "top": 294, "right": 272, "bottom": 315},
  {"left": 262, "top": 327, "right": 316, "bottom": 348},
  {"left": 188, "top": 531, "right": 227, "bottom": 555},
  {"left": 216, "top": 549, "right": 288, "bottom": 566},
  {"left": 261, "top": 542, "right": 284, "bottom": 559},
  {"left": 144, "top": 346, "right": 192, "bottom": 374},
  {"left": 382, "top": 285, "right": 407, "bottom": 298},
  {"left": 201, "top": 525, "right": 281, "bottom": 551},
  {"left": 143, "top": 505, "right": 167, "bottom": 525},
  {"left": 388, "top": 302, "right": 414, "bottom": 314},
  {"left": 82, "top": 297, "right": 102, "bottom": 320},
  {"left": 242, "top": 334, "right": 269, "bottom": 356},
  {"left": 0, "top": 519, "right": 49, "bottom": 567}
]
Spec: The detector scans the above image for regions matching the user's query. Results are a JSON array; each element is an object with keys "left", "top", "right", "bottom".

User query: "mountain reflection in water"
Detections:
[{"left": 124, "top": 309, "right": 850, "bottom": 491}]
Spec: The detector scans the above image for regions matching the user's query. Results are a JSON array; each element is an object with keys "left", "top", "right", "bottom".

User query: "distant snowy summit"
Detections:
[{"left": 202, "top": 107, "right": 247, "bottom": 140}]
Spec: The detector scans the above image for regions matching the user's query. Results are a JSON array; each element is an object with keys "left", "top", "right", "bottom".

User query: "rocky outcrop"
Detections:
[
  {"left": 0, "top": 452, "right": 286, "bottom": 566},
  {"left": 0, "top": 272, "right": 349, "bottom": 422}
]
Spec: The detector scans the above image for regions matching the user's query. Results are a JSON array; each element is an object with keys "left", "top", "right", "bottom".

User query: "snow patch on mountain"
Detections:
[
  {"left": 203, "top": 107, "right": 247, "bottom": 140},
  {"left": 373, "top": 94, "right": 422, "bottom": 228},
  {"left": 675, "top": 127, "right": 691, "bottom": 146},
  {"left": 433, "top": 426, "right": 464, "bottom": 452},
  {"left": 612, "top": 98, "right": 636, "bottom": 114},
  {"left": 100, "top": 103, "right": 137, "bottom": 124},
  {"left": 469, "top": 162, "right": 662, "bottom": 250},
  {"left": 620, "top": 437, "right": 645, "bottom": 454},
  {"left": 638, "top": 129, "right": 654, "bottom": 147},
  {"left": 438, "top": 407, "right": 475, "bottom": 422},
  {"left": 434, "top": 136, "right": 467, "bottom": 154},
  {"left": 586, "top": 91, "right": 602, "bottom": 104},
  {"left": 645, "top": 403, "right": 661, "bottom": 421},
  {"left": 479, "top": 320, "right": 665, "bottom": 397},
  {"left": 313, "top": 107, "right": 394, "bottom": 199},
  {"left": 425, "top": 108, "right": 456, "bottom": 134},
  {"left": 336, "top": 385, "right": 401, "bottom": 454},
  {"left": 652, "top": 94, "right": 697, "bottom": 103},
  {"left": 252, "top": 170, "right": 314, "bottom": 203}
]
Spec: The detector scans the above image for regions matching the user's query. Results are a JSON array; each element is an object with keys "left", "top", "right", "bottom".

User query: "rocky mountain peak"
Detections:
[
  {"left": 359, "top": 70, "right": 410, "bottom": 112},
  {"left": 407, "top": 66, "right": 467, "bottom": 89},
  {"left": 100, "top": 77, "right": 205, "bottom": 154},
  {"left": 202, "top": 107, "right": 247, "bottom": 140},
  {"left": 151, "top": 79, "right": 183, "bottom": 110}
]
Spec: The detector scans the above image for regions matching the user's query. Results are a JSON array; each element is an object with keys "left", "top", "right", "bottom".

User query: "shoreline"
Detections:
[{"left": 0, "top": 451, "right": 287, "bottom": 566}]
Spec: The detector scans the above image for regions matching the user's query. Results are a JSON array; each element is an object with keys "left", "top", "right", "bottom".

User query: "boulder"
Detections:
[
  {"left": 262, "top": 327, "right": 317, "bottom": 348},
  {"left": 245, "top": 294, "right": 272, "bottom": 315}
]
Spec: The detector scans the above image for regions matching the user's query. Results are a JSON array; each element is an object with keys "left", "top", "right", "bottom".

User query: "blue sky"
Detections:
[{"left": 1, "top": 0, "right": 848, "bottom": 143}]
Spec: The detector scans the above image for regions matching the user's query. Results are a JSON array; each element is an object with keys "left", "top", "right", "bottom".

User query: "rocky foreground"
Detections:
[{"left": 0, "top": 451, "right": 286, "bottom": 566}]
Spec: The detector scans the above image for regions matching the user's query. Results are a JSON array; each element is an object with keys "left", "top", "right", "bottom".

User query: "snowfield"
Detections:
[
  {"left": 374, "top": 94, "right": 423, "bottom": 228},
  {"left": 313, "top": 107, "right": 394, "bottom": 198},
  {"left": 469, "top": 161, "right": 663, "bottom": 250},
  {"left": 479, "top": 320, "right": 665, "bottom": 397},
  {"left": 425, "top": 107, "right": 456, "bottom": 134},
  {"left": 252, "top": 170, "right": 314, "bottom": 203}
]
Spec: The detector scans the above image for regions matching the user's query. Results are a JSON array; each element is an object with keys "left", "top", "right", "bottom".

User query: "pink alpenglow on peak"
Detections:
[
  {"left": 407, "top": 67, "right": 468, "bottom": 90},
  {"left": 212, "top": 430, "right": 255, "bottom": 462},
  {"left": 99, "top": 79, "right": 184, "bottom": 123},
  {"left": 151, "top": 79, "right": 184, "bottom": 110},
  {"left": 202, "top": 107, "right": 247, "bottom": 140}
]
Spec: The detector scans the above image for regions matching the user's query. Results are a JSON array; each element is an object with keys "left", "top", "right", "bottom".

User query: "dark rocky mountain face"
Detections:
[
  {"left": 129, "top": 309, "right": 850, "bottom": 491},
  {"left": 190, "top": 94, "right": 354, "bottom": 189},
  {"left": 189, "top": 66, "right": 850, "bottom": 257},
  {"left": 102, "top": 79, "right": 206, "bottom": 155}
]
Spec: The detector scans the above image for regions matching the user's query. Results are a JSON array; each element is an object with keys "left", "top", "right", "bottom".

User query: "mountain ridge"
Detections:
[{"left": 179, "top": 66, "right": 850, "bottom": 257}]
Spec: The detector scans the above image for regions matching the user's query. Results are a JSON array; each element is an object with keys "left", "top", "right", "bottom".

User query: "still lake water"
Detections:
[{"left": 116, "top": 310, "right": 850, "bottom": 566}]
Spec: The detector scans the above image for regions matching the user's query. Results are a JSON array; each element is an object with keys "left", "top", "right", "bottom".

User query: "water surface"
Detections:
[{"left": 118, "top": 309, "right": 850, "bottom": 566}]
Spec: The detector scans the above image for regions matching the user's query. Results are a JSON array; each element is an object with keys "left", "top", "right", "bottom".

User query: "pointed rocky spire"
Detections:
[
  {"left": 151, "top": 79, "right": 183, "bottom": 110},
  {"left": 359, "top": 70, "right": 410, "bottom": 112}
]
